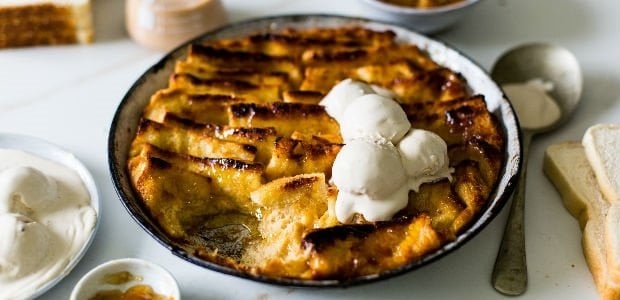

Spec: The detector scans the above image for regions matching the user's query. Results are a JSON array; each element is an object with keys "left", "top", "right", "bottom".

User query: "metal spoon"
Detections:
[{"left": 490, "top": 43, "right": 583, "bottom": 296}]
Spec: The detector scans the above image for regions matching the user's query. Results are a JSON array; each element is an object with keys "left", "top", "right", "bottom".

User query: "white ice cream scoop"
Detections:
[
  {"left": 0, "top": 214, "right": 50, "bottom": 280},
  {"left": 336, "top": 184, "right": 409, "bottom": 223},
  {"left": 398, "top": 129, "right": 453, "bottom": 191},
  {"left": 339, "top": 94, "right": 411, "bottom": 143},
  {"left": 0, "top": 166, "right": 58, "bottom": 214},
  {"left": 319, "top": 78, "right": 374, "bottom": 121},
  {"left": 332, "top": 139, "right": 409, "bottom": 222},
  {"left": 332, "top": 138, "right": 407, "bottom": 199}
]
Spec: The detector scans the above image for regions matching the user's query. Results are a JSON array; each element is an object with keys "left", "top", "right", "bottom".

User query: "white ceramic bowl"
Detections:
[
  {"left": 70, "top": 258, "right": 180, "bottom": 300},
  {"left": 360, "top": 0, "right": 481, "bottom": 34},
  {"left": 0, "top": 133, "right": 100, "bottom": 300}
]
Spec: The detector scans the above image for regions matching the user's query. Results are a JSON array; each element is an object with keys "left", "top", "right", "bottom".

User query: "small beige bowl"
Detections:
[
  {"left": 360, "top": 0, "right": 481, "bottom": 34},
  {"left": 70, "top": 258, "right": 180, "bottom": 300}
]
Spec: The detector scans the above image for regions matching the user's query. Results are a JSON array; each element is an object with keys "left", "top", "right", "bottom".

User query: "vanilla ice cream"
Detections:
[
  {"left": 398, "top": 129, "right": 453, "bottom": 191},
  {"left": 319, "top": 78, "right": 374, "bottom": 121},
  {"left": 336, "top": 185, "right": 409, "bottom": 223},
  {"left": 0, "top": 214, "right": 50, "bottom": 280},
  {"left": 0, "top": 166, "right": 58, "bottom": 215},
  {"left": 325, "top": 78, "right": 452, "bottom": 223},
  {"left": 332, "top": 139, "right": 408, "bottom": 222},
  {"left": 339, "top": 94, "right": 411, "bottom": 143}
]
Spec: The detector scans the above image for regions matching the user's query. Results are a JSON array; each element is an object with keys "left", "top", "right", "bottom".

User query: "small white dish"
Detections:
[
  {"left": 70, "top": 258, "right": 181, "bottom": 300},
  {"left": 0, "top": 133, "right": 100, "bottom": 300},
  {"left": 360, "top": 0, "right": 481, "bottom": 34}
]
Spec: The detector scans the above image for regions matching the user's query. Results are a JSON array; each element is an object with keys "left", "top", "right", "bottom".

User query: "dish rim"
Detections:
[
  {"left": 360, "top": 0, "right": 480, "bottom": 15},
  {"left": 0, "top": 132, "right": 100, "bottom": 299},
  {"left": 108, "top": 13, "right": 522, "bottom": 287}
]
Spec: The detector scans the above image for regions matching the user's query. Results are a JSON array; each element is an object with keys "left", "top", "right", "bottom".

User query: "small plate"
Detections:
[
  {"left": 0, "top": 133, "right": 100, "bottom": 300},
  {"left": 70, "top": 258, "right": 180, "bottom": 300}
]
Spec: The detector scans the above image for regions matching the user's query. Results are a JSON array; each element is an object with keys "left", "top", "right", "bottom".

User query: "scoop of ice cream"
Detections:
[
  {"left": 336, "top": 184, "right": 409, "bottom": 223},
  {"left": 0, "top": 166, "right": 58, "bottom": 215},
  {"left": 319, "top": 78, "right": 374, "bottom": 121},
  {"left": 339, "top": 94, "right": 411, "bottom": 143},
  {"left": 398, "top": 129, "right": 453, "bottom": 191},
  {"left": 0, "top": 214, "right": 50, "bottom": 280},
  {"left": 332, "top": 139, "right": 407, "bottom": 223}
]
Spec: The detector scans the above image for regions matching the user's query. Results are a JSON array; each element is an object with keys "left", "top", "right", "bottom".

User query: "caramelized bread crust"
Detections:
[{"left": 127, "top": 26, "right": 505, "bottom": 279}]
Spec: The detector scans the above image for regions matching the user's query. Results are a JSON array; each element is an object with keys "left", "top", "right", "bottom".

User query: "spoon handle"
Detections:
[{"left": 492, "top": 131, "right": 533, "bottom": 296}]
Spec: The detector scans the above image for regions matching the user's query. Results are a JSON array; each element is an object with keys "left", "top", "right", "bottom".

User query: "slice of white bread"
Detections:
[
  {"left": 0, "top": 0, "right": 93, "bottom": 48},
  {"left": 545, "top": 141, "right": 620, "bottom": 299},
  {"left": 584, "top": 124, "right": 620, "bottom": 287},
  {"left": 584, "top": 124, "right": 620, "bottom": 204}
]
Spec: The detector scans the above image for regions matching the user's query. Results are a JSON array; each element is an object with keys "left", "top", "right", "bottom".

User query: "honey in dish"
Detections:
[
  {"left": 89, "top": 271, "right": 172, "bottom": 300},
  {"left": 89, "top": 285, "right": 172, "bottom": 300}
]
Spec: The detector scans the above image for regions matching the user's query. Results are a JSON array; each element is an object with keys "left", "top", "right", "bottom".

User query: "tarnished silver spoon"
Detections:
[{"left": 490, "top": 43, "right": 583, "bottom": 296}]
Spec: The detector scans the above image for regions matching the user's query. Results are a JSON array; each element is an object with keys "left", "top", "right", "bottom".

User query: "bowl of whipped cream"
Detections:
[{"left": 0, "top": 133, "right": 99, "bottom": 300}]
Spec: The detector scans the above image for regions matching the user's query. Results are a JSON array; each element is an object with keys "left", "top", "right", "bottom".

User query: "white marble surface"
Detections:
[{"left": 1, "top": 0, "right": 619, "bottom": 299}]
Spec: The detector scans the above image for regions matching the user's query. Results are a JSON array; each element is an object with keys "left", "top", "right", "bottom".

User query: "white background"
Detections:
[{"left": 1, "top": 0, "right": 619, "bottom": 299}]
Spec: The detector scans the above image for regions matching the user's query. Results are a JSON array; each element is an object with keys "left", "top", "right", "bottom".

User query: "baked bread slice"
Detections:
[
  {"left": 544, "top": 141, "right": 620, "bottom": 300},
  {"left": 0, "top": 0, "right": 93, "bottom": 48}
]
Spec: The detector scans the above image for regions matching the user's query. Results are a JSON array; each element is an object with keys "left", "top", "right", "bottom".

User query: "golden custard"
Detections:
[
  {"left": 379, "top": 0, "right": 465, "bottom": 8},
  {"left": 127, "top": 26, "right": 504, "bottom": 280}
]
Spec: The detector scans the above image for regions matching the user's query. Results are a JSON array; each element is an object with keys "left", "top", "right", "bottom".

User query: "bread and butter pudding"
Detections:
[{"left": 126, "top": 26, "right": 505, "bottom": 280}]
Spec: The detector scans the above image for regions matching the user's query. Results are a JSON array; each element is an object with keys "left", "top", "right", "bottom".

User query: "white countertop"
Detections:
[{"left": 1, "top": 0, "right": 619, "bottom": 299}]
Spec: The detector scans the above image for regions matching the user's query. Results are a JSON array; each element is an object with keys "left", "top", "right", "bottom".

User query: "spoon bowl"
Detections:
[
  {"left": 491, "top": 43, "right": 583, "bottom": 132},
  {"left": 490, "top": 43, "right": 582, "bottom": 296}
]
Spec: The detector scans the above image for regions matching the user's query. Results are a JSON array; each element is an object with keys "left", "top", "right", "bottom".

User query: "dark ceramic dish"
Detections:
[{"left": 108, "top": 14, "right": 522, "bottom": 287}]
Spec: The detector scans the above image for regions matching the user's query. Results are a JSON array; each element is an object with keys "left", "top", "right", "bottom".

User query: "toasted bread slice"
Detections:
[
  {"left": 143, "top": 88, "right": 241, "bottom": 124},
  {"left": 403, "top": 95, "right": 504, "bottom": 150},
  {"left": 169, "top": 74, "right": 281, "bottom": 103},
  {"left": 187, "top": 44, "right": 302, "bottom": 85},
  {"left": 160, "top": 114, "right": 278, "bottom": 165},
  {"left": 208, "top": 27, "right": 396, "bottom": 57},
  {"left": 131, "top": 118, "right": 256, "bottom": 162},
  {"left": 264, "top": 137, "right": 341, "bottom": 181},
  {"left": 227, "top": 102, "right": 342, "bottom": 143},
  {"left": 544, "top": 142, "right": 620, "bottom": 300},
  {"left": 583, "top": 124, "right": 620, "bottom": 203},
  {"left": 130, "top": 144, "right": 264, "bottom": 203},
  {"left": 302, "top": 214, "right": 441, "bottom": 279},
  {"left": 301, "top": 44, "right": 438, "bottom": 70},
  {"left": 175, "top": 60, "right": 291, "bottom": 88}
]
